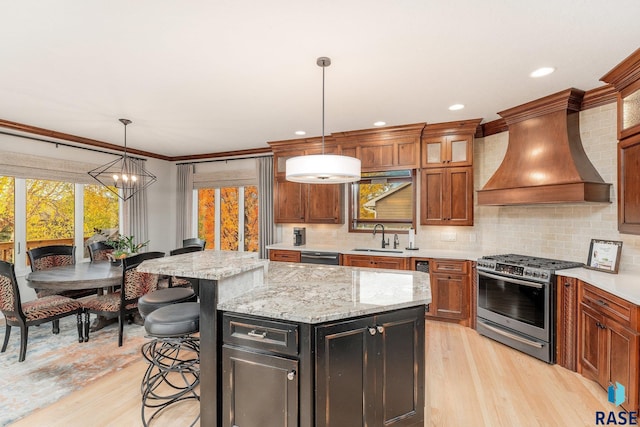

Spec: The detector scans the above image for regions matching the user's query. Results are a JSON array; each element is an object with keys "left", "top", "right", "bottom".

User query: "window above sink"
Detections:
[{"left": 348, "top": 170, "right": 416, "bottom": 234}]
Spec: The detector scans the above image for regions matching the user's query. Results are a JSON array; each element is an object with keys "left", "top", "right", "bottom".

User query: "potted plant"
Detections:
[{"left": 95, "top": 228, "right": 149, "bottom": 265}]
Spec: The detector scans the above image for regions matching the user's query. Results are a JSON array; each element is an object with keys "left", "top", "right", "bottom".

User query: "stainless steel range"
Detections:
[{"left": 476, "top": 254, "right": 583, "bottom": 363}]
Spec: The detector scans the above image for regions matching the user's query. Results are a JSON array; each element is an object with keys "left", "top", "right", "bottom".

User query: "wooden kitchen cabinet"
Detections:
[
  {"left": 222, "top": 313, "right": 302, "bottom": 427},
  {"left": 315, "top": 307, "right": 425, "bottom": 427},
  {"left": 556, "top": 276, "right": 579, "bottom": 371},
  {"left": 269, "top": 249, "right": 301, "bottom": 263},
  {"left": 342, "top": 254, "right": 408, "bottom": 270},
  {"left": 577, "top": 282, "right": 640, "bottom": 412},
  {"left": 421, "top": 134, "right": 473, "bottom": 168},
  {"left": 420, "top": 167, "right": 473, "bottom": 226},
  {"left": 601, "top": 48, "right": 640, "bottom": 235},
  {"left": 424, "top": 259, "right": 471, "bottom": 326},
  {"left": 334, "top": 123, "right": 423, "bottom": 172},
  {"left": 274, "top": 177, "right": 343, "bottom": 224},
  {"left": 419, "top": 120, "right": 480, "bottom": 227}
]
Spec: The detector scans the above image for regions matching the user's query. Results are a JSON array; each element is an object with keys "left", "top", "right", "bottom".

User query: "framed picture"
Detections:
[{"left": 586, "top": 239, "right": 623, "bottom": 274}]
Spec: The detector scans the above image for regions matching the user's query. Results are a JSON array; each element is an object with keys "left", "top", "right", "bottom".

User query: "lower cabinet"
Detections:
[
  {"left": 417, "top": 258, "right": 471, "bottom": 326},
  {"left": 577, "top": 282, "right": 640, "bottom": 412},
  {"left": 315, "top": 307, "right": 425, "bottom": 427},
  {"left": 342, "top": 254, "right": 408, "bottom": 270},
  {"left": 221, "top": 307, "right": 425, "bottom": 427},
  {"left": 222, "top": 346, "right": 299, "bottom": 427}
]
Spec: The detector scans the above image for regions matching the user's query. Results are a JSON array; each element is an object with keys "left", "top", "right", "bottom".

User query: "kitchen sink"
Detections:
[{"left": 352, "top": 248, "right": 404, "bottom": 254}]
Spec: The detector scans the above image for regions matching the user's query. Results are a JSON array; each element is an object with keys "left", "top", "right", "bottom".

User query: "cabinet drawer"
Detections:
[
  {"left": 223, "top": 313, "right": 299, "bottom": 356},
  {"left": 269, "top": 250, "right": 301, "bottom": 263},
  {"left": 581, "top": 283, "right": 636, "bottom": 329},
  {"left": 431, "top": 259, "right": 468, "bottom": 274}
]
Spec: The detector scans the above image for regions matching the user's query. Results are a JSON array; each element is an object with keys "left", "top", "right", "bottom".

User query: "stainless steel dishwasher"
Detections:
[{"left": 300, "top": 251, "right": 340, "bottom": 265}]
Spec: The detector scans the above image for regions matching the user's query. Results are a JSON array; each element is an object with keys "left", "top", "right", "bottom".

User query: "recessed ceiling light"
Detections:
[
  {"left": 530, "top": 67, "right": 555, "bottom": 78},
  {"left": 294, "top": 130, "right": 306, "bottom": 136},
  {"left": 448, "top": 104, "right": 465, "bottom": 111},
  {"left": 373, "top": 121, "right": 386, "bottom": 127}
]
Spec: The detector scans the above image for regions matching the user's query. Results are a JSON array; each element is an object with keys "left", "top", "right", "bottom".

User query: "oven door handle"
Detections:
[
  {"left": 478, "top": 271, "right": 544, "bottom": 289},
  {"left": 481, "top": 322, "right": 545, "bottom": 349}
]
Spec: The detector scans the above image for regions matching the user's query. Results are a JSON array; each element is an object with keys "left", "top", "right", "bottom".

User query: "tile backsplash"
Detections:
[{"left": 279, "top": 102, "right": 640, "bottom": 272}]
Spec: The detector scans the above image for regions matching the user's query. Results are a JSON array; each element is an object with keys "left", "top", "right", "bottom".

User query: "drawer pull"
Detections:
[
  {"left": 287, "top": 370, "right": 296, "bottom": 381},
  {"left": 247, "top": 330, "right": 267, "bottom": 339},
  {"left": 596, "top": 299, "right": 609, "bottom": 307}
]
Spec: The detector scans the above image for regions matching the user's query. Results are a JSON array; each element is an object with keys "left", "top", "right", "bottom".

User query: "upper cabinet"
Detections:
[
  {"left": 333, "top": 123, "right": 424, "bottom": 172},
  {"left": 601, "top": 48, "right": 640, "bottom": 234},
  {"left": 269, "top": 137, "right": 344, "bottom": 224},
  {"left": 419, "top": 119, "right": 482, "bottom": 226}
]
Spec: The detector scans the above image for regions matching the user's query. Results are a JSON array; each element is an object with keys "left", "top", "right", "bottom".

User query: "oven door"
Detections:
[{"left": 477, "top": 270, "right": 551, "bottom": 342}]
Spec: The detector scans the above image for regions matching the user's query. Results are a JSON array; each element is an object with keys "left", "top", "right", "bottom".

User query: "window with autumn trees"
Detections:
[
  {"left": 0, "top": 176, "right": 119, "bottom": 264},
  {"left": 348, "top": 170, "right": 416, "bottom": 233},
  {"left": 197, "top": 185, "right": 258, "bottom": 252}
]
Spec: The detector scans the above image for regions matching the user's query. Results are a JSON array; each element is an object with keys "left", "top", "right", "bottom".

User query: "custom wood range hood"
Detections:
[{"left": 477, "top": 88, "right": 612, "bottom": 206}]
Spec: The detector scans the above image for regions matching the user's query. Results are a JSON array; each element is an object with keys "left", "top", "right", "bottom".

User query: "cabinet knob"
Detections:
[
  {"left": 287, "top": 370, "right": 296, "bottom": 381},
  {"left": 368, "top": 327, "right": 377, "bottom": 336},
  {"left": 564, "top": 282, "right": 571, "bottom": 287},
  {"left": 376, "top": 325, "right": 384, "bottom": 334}
]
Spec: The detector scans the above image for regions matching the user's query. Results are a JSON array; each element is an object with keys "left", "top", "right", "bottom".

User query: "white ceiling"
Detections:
[{"left": 2, "top": 1, "right": 639, "bottom": 159}]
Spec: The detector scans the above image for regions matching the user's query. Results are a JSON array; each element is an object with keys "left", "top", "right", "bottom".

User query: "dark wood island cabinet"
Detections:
[{"left": 139, "top": 253, "right": 431, "bottom": 427}]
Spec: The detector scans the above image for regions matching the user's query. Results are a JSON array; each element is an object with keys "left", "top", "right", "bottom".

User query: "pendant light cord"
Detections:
[{"left": 321, "top": 60, "right": 325, "bottom": 155}]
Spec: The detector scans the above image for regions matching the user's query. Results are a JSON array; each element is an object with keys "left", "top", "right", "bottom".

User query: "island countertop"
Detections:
[
  {"left": 137, "top": 250, "right": 268, "bottom": 280},
  {"left": 217, "top": 261, "right": 431, "bottom": 324}
]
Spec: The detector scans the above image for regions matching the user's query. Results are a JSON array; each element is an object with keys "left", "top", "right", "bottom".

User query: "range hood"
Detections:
[{"left": 477, "top": 88, "right": 611, "bottom": 206}]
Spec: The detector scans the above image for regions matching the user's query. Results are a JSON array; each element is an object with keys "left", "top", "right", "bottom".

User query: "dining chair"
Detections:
[
  {"left": 81, "top": 251, "right": 165, "bottom": 346},
  {"left": 27, "top": 245, "right": 96, "bottom": 300},
  {"left": 168, "top": 245, "right": 204, "bottom": 295},
  {"left": 87, "top": 241, "right": 115, "bottom": 262},
  {"left": 0, "top": 260, "right": 84, "bottom": 362},
  {"left": 182, "top": 238, "right": 206, "bottom": 249}
]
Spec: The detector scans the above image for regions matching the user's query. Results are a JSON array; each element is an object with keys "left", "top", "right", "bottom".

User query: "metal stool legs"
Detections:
[{"left": 140, "top": 336, "right": 200, "bottom": 426}]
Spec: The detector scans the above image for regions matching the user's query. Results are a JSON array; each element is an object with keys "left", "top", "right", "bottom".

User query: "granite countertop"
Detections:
[
  {"left": 557, "top": 267, "right": 640, "bottom": 305},
  {"left": 217, "top": 261, "right": 431, "bottom": 324},
  {"left": 267, "top": 242, "right": 484, "bottom": 261},
  {"left": 137, "top": 250, "right": 267, "bottom": 280}
]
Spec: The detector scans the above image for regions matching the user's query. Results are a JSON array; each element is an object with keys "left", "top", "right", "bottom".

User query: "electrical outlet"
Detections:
[{"left": 440, "top": 231, "right": 457, "bottom": 242}]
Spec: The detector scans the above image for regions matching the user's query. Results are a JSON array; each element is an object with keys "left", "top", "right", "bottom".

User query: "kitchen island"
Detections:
[{"left": 138, "top": 251, "right": 431, "bottom": 427}]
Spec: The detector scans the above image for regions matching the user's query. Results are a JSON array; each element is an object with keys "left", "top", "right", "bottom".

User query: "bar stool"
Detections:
[
  {"left": 138, "top": 287, "right": 196, "bottom": 319},
  {"left": 140, "top": 302, "right": 200, "bottom": 427}
]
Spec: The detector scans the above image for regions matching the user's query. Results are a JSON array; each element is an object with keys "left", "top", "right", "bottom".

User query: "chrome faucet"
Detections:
[
  {"left": 393, "top": 234, "right": 400, "bottom": 249},
  {"left": 373, "top": 224, "right": 389, "bottom": 249}
]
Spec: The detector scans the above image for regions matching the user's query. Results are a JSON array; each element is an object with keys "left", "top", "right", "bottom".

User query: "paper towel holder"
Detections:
[{"left": 405, "top": 228, "right": 419, "bottom": 250}]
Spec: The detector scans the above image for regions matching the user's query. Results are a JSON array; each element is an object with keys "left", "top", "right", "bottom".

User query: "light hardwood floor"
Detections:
[{"left": 10, "top": 320, "right": 614, "bottom": 426}]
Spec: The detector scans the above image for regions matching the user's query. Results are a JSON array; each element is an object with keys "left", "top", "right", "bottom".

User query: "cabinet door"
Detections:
[
  {"left": 307, "top": 184, "right": 342, "bottom": 224},
  {"left": 376, "top": 308, "right": 425, "bottom": 426},
  {"left": 619, "top": 134, "right": 640, "bottom": 234},
  {"left": 274, "top": 179, "right": 305, "bottom": 223},
  {"left": 578, "top": 303, "right": 607, "bottom": 384},
  {"left": 420, "top": 168, "right": 446, "bottom": 224},
  {"left": 606, "top": 319, "right": 640, "bottom": 410},
  {"left": 447, "top": 167, "right": 473, "bottom": 225},
  {"left": 359, "top": 142, "right": 395, "bottom": 170},
  {"left": 222, "top": 345, "right": 298, "bottom": 427},
  {"left": 430, "top": 273, "right": 468, "bottom": 319},
  {"left": 315, "top": 317, "right": 376, "bottom": 427}
]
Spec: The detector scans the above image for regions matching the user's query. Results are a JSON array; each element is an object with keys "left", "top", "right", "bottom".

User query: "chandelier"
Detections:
[
  {"left": 88, "top": 119, "right": 157, "bottom": 201},
  {"left": 286, "top": 57, "right": 361, "bottom": 184}
]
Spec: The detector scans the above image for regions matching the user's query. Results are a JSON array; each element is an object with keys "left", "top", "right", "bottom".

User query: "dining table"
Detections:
[{"left": 26, "top": 261, "right": 124, "bottom": 333}]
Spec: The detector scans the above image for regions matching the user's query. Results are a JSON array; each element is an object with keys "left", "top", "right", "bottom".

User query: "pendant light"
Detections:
[
  {"left": 88, "top": 119, "right": 157, "bottom": 201},
  {"left": 286, "top": 57, "right": 361, "bottom": 184}
]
